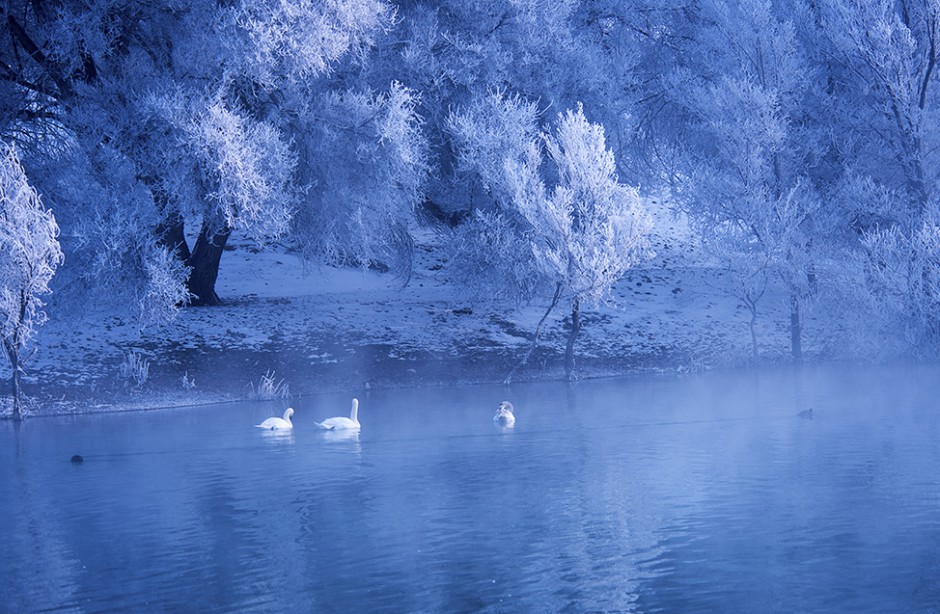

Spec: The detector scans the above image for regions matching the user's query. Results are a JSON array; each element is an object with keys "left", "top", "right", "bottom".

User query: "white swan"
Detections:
[
  {"left": 494, "top": 401, "right": 515, "bottom": 427},
  {"left": 315, "top": 398, "right": 360, "bottom": 431},
  {"left": 255, "top": 407, "right": 294, "bottom": 430}
]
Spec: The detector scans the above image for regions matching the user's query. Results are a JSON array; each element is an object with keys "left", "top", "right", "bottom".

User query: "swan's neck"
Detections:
[
  {"left": 350, "top": 399, "right": 359, "bottom": 423},
  {"left": 283, "top": 408, "right": 293, "bottom": 422}
]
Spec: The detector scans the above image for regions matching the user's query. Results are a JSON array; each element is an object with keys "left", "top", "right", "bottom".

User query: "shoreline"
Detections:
[
  {"left": 10, "top": 334, "right": 779, "bottom": 419},
  {"left": 1, "top": 232, "right": 845, "bottom": 419}
]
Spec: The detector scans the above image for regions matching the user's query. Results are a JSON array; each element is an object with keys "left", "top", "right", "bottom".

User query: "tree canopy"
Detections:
[{"left": 0, "top": 0, "right": 937, "bottom": 363}]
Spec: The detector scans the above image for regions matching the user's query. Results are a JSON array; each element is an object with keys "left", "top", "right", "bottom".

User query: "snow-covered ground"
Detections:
[{"left": 20, "top": 209, "right": 817, "bottom": 415}]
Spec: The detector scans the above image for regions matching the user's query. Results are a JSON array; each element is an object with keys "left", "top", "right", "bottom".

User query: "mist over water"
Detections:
[{"left": 2, "top": 363, "right": 939, "bottom": 613}]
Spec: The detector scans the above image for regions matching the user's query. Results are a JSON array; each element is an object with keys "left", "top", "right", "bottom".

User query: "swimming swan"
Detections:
[
  {"left": 315, "top": 398, "right": 360, "bottom": 431},
  {"left": 494, "top": 401, "right": 515, "bottom": 427},
  {"left": 256, "top": 407, "right": 294, "bottom": 430}
]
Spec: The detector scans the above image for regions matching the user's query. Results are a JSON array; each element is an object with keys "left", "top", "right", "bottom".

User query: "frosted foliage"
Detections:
[
  {"left": 137, "top": 94, "right": 201, "bottom": 220},
  {"left": 375, "top": 83, "right": 428, "bottom": 197},
  {"left": 447, "top": 91, "right": 539, "bottom": 197},
  {"left": 677, "top": 1, "right": 819, "bottom": 339},
  {"left": 140, "top": 247, "right": 191, "bottom": 329},
  {"left": 450, "top": 102, "right": 650, "bottom": 306},
  {"left": 510, "top": 0, "right": 578, "bottom": 31},
  {"left": 707, "top": 77, "right": 787, "bottom": 178},
  {"left": 826, "top": 1, "right": 921, "bottom": 108},
  {"left": 45, "top": 1, "right": 196, "bottom": 67},
  {"left": 187, "top": 101, "right": 296, "bottom": 241},
  {"left": 860, "top": 222, "right": 940, "bottom": 351},
  {"left": 833, "top": 172, "right": 901, "bottom": 232},
  {"left": 823, "top": 0, "right": 940, "bottom": 211},
  {"left": 0, "top": 146, "right": 63, "bottom": 354},
  {"left": 510, "top": 106, "right": 651, "bottom": 305},
  {"left": 447, "top": 210, "right": 541, "bottom": 304},
  {"left": 232, "top": 0, "right": 395, "bottom": 88},
  {"left": 60, "top": 146, "right": 189, "bottom": 326},
  {"left": 704, "top": 221, "right": 771, "bottom": 300},
  {"left": 293, "top": 83, "right": 426, "bottom": 271}
]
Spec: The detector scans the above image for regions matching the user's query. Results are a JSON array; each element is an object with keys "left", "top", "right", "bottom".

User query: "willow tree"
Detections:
[{"left": 1, "top": 0, "right": 398, "bottom": 310}]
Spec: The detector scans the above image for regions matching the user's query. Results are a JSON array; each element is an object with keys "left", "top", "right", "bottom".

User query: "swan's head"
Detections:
[
  {"left": 497, "top": 401, "right": 514, "bottom": 415},
  {"left": 284, "top": 407, "right": 295, "bottom": 419}
]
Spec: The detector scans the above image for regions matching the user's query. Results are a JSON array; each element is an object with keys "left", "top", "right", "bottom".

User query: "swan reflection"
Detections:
[
  {"left": 321, "top": 429, "right": 360, "bottom": 443},
  {"left": 259, "top": 428, "right": 295, "bottom": 444}
]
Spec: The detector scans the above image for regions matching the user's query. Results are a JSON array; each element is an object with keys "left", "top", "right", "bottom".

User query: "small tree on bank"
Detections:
[
  {"left": 0, "top": 145, "right": 63, "bottom": 419},
  {"left": 448, "top": 96, "right": 651, "bottom": 381},
  {"left": 511, "top": 106, "right": 652, "bottom": 380}
]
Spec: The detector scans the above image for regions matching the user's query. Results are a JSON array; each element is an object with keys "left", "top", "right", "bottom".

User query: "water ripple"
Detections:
[{"left": 2, "top": 364, "right": 940, "bottom": 612}]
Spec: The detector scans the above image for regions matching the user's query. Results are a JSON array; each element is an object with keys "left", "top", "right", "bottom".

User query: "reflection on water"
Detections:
[
  {"left": 2, "top": 363, "right": 940, "bottom": 613},
  {"left": 258, "top": 428, "right": 295, "bottom": 443},
  {"left": 320, "top": 428, "right": 361, "bottom": 443}
]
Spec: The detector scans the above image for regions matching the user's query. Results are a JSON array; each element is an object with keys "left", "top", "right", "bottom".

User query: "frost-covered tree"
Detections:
[
  {"left": 358, "top": 0, "right": 637, "bottom": 226},
  {"left": 829, "top": 172, "right": 940, "bottom": 356},
  {"left": 0, "top": 0, "right": 399, "bottom": 310},
  {"left": 445, "top": 92, "right": 545, "bottom": 304},
  {"left": 859, "top": 220, "right": 940, "bottom": 352},
  {"left": 146, "top": 92, "right": 299, "bottom": 305},
  {"left": 167, "top": 0, "right": 398, "bottom": 303},
  {"left": 516, "top": 105, "right": 651, "bottom": 379},
  {"left": 823, "top": 0, "right": 940, "bottom": 224},
  {"left": 813, "top": 1, "right": 940, "bottom": 356},
  {"left": 0, "top": 145, "right": 63, "bottom": 420},
  {"left": 449, "top": 95, "right": 650, "bottom": 381},
  {"left": 0, "top": 3, "right": 183, "bottom": 317},
  {"left": 671, "top": 1, "right": 822, "bottom": 362},
  {"left": 290, "top": 82, "right": 428, "bottom": 274}
]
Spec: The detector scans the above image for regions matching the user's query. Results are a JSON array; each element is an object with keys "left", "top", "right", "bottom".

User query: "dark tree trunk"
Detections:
[
  {"left": 564, "top": 299, "right": 581, "bottom": 382},
  {"left": 11, "top": 361, "right": 21, "bottom": 421},
  {"left": 186, "top": 220, "right": 231, "bottom": 306},
  {"left": 3, "top": 291, "right": 27, "bottom": 420},
  {"left": 790, "top": 295, "right": 803, "bottom": 364},
  {"left": 3, "top": 339, "right": 22, "bottom": 421}
]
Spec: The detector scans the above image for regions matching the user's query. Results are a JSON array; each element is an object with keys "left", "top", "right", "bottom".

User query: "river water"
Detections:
[{"left": 2, "top": 363, "right": 939, "bottom": 613}]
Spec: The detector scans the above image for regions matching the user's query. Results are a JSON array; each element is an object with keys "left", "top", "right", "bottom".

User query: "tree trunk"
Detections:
[
  {"left": 3, "top": 339, "right": 22, "bottom": 421},
  {"left": 744, "top": 296, "right": 759, "bottom": 363},
  {"left": 564, "top": 299, "right": 581, "bottom": 382},
  {"left": 186, "top": 220, "right": 231, "bottom": 306},
  {"left": 11, "top": 361, "right": 21, "bottom": 421},
  {"left": 3, "top": 292, "right": 26, "bottom": 420},
  {"left": 749, "top": 317, "right": 759, "bottom": 362},
  {"left": 790, "top": 295, "right": 803, "bottom": 363}
]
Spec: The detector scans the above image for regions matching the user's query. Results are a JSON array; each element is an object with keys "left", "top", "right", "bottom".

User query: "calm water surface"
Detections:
[{"left": 2, "top": 364, "right": 940, "bottom": 613}]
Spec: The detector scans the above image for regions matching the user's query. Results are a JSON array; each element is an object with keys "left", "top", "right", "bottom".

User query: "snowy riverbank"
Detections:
[{"left": 13, "top": 217, "right": 827, "bottom": 417}]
